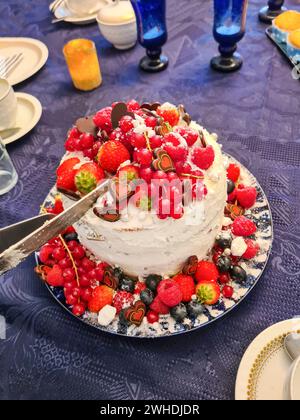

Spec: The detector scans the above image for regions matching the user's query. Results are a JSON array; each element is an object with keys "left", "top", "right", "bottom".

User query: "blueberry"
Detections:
[
  {"left": 120, "top": 277, "right": 135, "bottom": 293},
  {"left": 64, "top": 232, "right": 78, "bottom": 242},
  {"left": 217, "top": 256, "right": 232, "bottom": 273},
  {"left": 119, "top": 309, "right": 129, "bottom": 326},
  {"left": 227, "top": 179, "right": 235, "bottom": 195},
  {"left": 230, "top": 265, "right": 247, "bottom": 283},
  {"left": 187, "top": 301, "right": 204, "bottom": 318},
  {"left": 114, "top": 267, "right": 124, "bottom": 282},
  {"left": 170, "top": 303, "right": 187, "bottom": 322},
  {"left": 216, "top": 233, "right": 232, "bottom": 249},
  {"left": 140, "top": 289, "right": 154, "bottom": 306},
  {"left": 146, "top": 274, "right": 162, "bottom": 292}
]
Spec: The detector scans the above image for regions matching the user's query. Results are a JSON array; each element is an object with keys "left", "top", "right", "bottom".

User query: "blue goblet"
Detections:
[
  {"left": 130, "top": 0, "right": 169, "bottom": 72},
  {"left": 259, "top": 0, "right": 287, "bottom": 24},
  {"left": 211, "top": 0, "right": 248, "bottom": 73}
]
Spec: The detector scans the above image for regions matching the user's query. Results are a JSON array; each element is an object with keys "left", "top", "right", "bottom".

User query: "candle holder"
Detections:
[
  {"left": 259, "top": 0, "right": 287, "bottom": 24},
  {"left": 130, "top": 0, "right": 168, "bottom": 73},
  {"left": 63, "top": 39, "right": 102, "bottom": 91},
  {"left": 211, "top": 0, "right": 249, "bottom": 73}
]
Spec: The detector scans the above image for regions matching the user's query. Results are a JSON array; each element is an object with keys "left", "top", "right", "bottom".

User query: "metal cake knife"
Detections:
[{"left": 0, "top": 179, "right": 110, "bottom": 276}]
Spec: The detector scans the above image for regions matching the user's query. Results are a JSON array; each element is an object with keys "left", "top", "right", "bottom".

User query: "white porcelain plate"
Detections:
[
  {"left": 236, "top": 318, "right": 300, "bottom": 400},
  {"left": 0, "top": 38, "right": 48, "bottom": 86},
  {"left": 1, "top": 93, "right": 42, "bottom": 146},
  {"left": 54, "top": 1, "right": 99, "bottom": 25}
]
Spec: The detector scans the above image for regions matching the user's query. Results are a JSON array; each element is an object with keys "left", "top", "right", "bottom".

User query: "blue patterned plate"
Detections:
[{"left": 38, "top": 155, "right": 273, "bottom": 338}]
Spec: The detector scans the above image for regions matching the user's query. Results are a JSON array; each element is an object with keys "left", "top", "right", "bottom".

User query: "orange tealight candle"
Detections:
[{"left": 63, "top": 39, "right": 102, "bottom": 91}]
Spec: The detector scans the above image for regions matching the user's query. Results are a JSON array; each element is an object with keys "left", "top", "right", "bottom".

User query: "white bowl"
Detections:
[{"left": 97, "top": 18, "right": 137, "bottom": 50}]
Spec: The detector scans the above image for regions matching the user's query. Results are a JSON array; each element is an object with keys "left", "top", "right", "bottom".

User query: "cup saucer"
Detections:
[
  {"left": 54, "top": 0, "right": 99, "bottom": 25},
  {"left": 1, "top": 93, "right": 42, "bottom": 146}
]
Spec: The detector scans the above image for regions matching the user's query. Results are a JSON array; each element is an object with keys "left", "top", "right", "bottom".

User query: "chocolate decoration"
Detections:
[
  {"left": 124, "top": 301, "right": 146, "bottom": 326},
  {"left": 199, "top": 131, "right": 207, "bottom": 148},
  {"left": 76, "top": 116, "right": 98, "bottom": 136},
  {"left": 93, "top": 206, "right": 121, "bottom": 223},
  {"left": 109, "top": 177, "right": 136, "bottom": 203},
  {"left": 178, "top": 104, "right": 191, "bottom": 126},
  {"left": 182, "top": 256, "right": 199, "bottom": 276},
  {"left": 57, "top": 187, "right": 81, "bottom": 201},
  {"left": 100, "top": 130, "right": 109, "bottom": 141},
  {"left": 225, "top": 203, "right": 245, "bottom": 221},
  {"left": 111, "top": 102, "right": 135, "bottom": 129},
  {"left": 141, "top": 102, "right": 161, "bottom": 111},
  {"left": 103, "top": 267, "right": 119, "bottom": 290},
  {"left": 152, "top": 149, "right": 175, "bottom": 173}
]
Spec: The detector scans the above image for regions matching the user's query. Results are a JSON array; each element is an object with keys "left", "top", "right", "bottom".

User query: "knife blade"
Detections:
[{"left": 0, "top": 179, "right": 110, "bottom": 276}]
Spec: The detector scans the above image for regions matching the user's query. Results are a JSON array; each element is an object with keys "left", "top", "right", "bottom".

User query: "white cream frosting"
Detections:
[{"left": 60, "top": 116, "right": 227, "bottom": 278}]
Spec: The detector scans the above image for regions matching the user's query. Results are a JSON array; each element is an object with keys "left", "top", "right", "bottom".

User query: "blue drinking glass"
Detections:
[
  {"left": 130, "top": 0, "right": 169, "bottom": 72},
  {"left": 211, "top": 0, "right": 248, "bottom": 72},
  {"left": 259, "top": 0, "right": 287, "bottom": 24}
]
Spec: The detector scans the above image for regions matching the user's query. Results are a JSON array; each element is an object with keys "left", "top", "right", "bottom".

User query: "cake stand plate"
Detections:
[{"left": 38, "top": 155, "right": 273, "bottom": 338}]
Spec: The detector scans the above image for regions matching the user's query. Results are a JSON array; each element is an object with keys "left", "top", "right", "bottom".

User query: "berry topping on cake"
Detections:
[
  {"left": 46, "top": 264, "right": 64, "bottom": 287},
  {"left": 232, "top": 216, "right": 257, "bottom": 237},
  {"left": 242, "top": 239, "right": 260, "bottom": 260},
  {"left": 157, "top": 104, "right": 180, "bottom": 127},
  {"left": 113, "top": 290, "right": 134, "bottom": 314},
  {"left": 93, "top": 107, "right": 113, "bottom": 132},
  {"left": 57, "top": 170, "right": 77, "bottom": 193},
  {"left": 150, "top": 296, "right": 170, "bottom": 315},
  {"left": 236, "top": 186, "right": 257, "bottom": 209},
  {"left": 191, "top": 146, "right": 215, "bottom": 170},
  {"left": 175, "top": 127, "right": 199, "bottom": 147},
  {"left": 75, "top": 162, "right": 105, "bottom": 195},
  {"left": 222, "top": 285, "right": 234, "bottom": 299},
  {"left": 88, "top": 285, "right": 114, "bottom": 313},
  {"left": 173, "top": 274, "right": 195, "bottom": 302},
  {"left": 227, "top": 163, "right": 240, "bottom": 182},
  {"left": 157, "top": 279, "right": 183, "bottom": 307},
  {"left": 56, "top": 158, "right": 80, "bottom": 177},
  {"left": 170, "top": 303, "right": 187, "bottom": 322},
  {"left": 195, "top": 261, "right": 219, "bottom": 283},
  {"left": 195, "top": 281, "right": 221, "bottom": 306},
  {"left": 97, "top": 140, "right": 130, "bottom": 173}
]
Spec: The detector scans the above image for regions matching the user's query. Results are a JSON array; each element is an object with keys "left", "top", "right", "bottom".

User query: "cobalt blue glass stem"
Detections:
[
  {"left": 130, "top": 0, "right": 169, "bottom": 72},
  {"left": 211, "top": 0, "right": 248, "bottom": 73},
  {"left": 259, "top": 0, "right": 287, "bottom": 24}
]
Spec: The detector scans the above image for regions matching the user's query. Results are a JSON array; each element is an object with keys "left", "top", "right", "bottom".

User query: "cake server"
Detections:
[{"left": 0, "top": 179, "right": 110, "bottom": 276}]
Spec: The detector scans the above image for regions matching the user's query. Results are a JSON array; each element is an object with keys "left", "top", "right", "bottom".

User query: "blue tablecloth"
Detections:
[{"left": 0, "top": 0, "right": 299, "bottom": 400}]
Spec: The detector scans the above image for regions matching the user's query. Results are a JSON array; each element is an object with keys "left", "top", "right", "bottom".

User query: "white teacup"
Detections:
[
  {"left": 66, "top": 0, "right": 105, "bottom": 15},
  {"left": 0, "top": 79, "right": 17, "bottom": 131}
]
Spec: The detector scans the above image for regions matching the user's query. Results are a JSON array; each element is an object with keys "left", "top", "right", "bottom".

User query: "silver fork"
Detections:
[{"left": 0, "top": 53, "right": 23, "bottom": 79}]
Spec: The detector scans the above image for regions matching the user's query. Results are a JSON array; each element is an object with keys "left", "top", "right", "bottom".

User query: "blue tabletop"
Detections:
[{"left": 0, "top": 0, "right": 299, "bottom": 400}]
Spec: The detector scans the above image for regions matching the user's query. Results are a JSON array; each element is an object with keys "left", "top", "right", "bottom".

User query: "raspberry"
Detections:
[
  {"left": 113, "top": 291, "right": 134, "bottom": 314},
  {"left": 191, "top": 146, "right": 215, "bottom": 170},
  {"left": 232, "top": 216, "right": 257, "bottom": 237},
  {"left": 242, "top": 239, "right": 260, "bottom": 260},
  {"left": 97, "top": 140, "right": 130, "bottom": 173},
  {"left": 119, "top": 116, "right": 134, "bottom": 133},
  {"left": 150, "top": 296, "right": 170, "bottom": 314},
  {"left": 56, "top": 158, "right": 80, "bottom": 177},
  {"left": 39, "top": 245, "right": 54, "bottom": 264},
  {"left": 127, "top": 99, "right": 140, "bottom": 112},
  {"left": 195, "top": 261, "right": 219, "bottom": 283},
  {"left": 163, "top": 132, "right": 181, "bottom": 146},
  {"left": 93, "top": 107, "right": 113, "bottom": 132},
  {"left": 227, "top": 163, "right": 241, "bottom": 183},
  {"left": 163, "top": 143, "right": 188, "bottom": 163},
  {"left": 236, "top": 187, "right": 257, "bottom": 209},
  {"left": 46, "top": 264, "right": 64, "bottom": 287},
  {"left": 157, "top": 106, "right": 180, "bottom": 127},
  {"left": 88, "top": 285, "right": 114, "bottom": 313},
  {"left": 157, "top": 279, "right": 182, "bottom": 307},
  {"left": 75, "top": 162, "right": 105, "bottom": 194},
  {"left": 173, "top": 274, "right": 195, "bottom": 302},
  {"left": 175, "top": 127, "right": 199, "bottom": 147}
]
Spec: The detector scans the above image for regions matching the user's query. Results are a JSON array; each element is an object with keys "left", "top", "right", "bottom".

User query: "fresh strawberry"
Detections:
[
  {"left": 57, "top": 171, "right": 77, "bottom": 192},
  {"left": 75, "top": 162, "right": 105, "bottom": 195},
  {"left": 150, "top": 296, "right": 170, "bottom": 315},
  {"left": 195, "top": 281, "right": 221, "bottom": 306},
  {"left": 88, "top": 285, "right": 114, "bottom": 313},
  {"left": 56, "top": 158, "right": 80, "bottom": 177},
  {"left": 117, "top": 165, "right": 139, "bottom": 183},
  {"left": 191, "top": 146, "right": 215, "bottom": 170},
  {"left": 175, "top": 127, "right": 199, "bottom": 147},
  {"left": 113, "top": 291, "right": 134, "bottom": 314},
  {"left": 232, "top": 216, "right": 257, "bottom": 237},
  {"left": 173, "top": 274, "right": 195, "bottom": 302},
  {"left": 227, "top": 163, "right": 240, "bottom": 183},
  {"left": 242, "top": 239, "right": 260, "bottom": 260},
  {"left": 157, "top": 279, "right": 183, "bottom": 307},
  {"left": 157, "top": 105, "right": 180, "bottom": 127},
  {"left": 46, "top": 196, "right": 64, "bottom": 215},
  {"left": 97, "top": 140, "right": 130, "bottom": 174},
  {"left": 195, "top": 261, "right": 219, "bottom": 283},
  {"left": 46, "top": 264, "right": 64, "bottom": 287},
  {"left": 39, "top": 245, "right": 54, "bottom": 264},
  {"left": 236, "top": 186, "right": 257, "bottom": 209}
]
